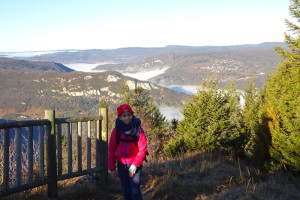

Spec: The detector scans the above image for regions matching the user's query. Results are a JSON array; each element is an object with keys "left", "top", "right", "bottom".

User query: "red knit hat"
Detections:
[{"left": 117, "top": 104, "right": 134, "bottom": 116}]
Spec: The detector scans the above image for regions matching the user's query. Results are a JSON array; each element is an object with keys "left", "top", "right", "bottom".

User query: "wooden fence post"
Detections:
[
  {"left": 45, "top": 110, "right": 58, "bottom": 199},
  {"left": 96, "top": 119, "right": 101, "bottom": 170},
  {"left": 99, "top": 107, "right": 108, "bottom": 185}
]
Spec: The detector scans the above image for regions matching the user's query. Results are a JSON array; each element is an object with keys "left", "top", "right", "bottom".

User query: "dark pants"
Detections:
[{"left": 117, "top": 162, "right": 143, "bottom": 200}]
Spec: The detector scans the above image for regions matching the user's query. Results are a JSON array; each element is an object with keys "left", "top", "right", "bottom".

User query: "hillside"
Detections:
[
  {"left": 94, "top": 47, "right": 281, "bottom": 89},
  {"left": 20, "top": 43, "right": 283, "bottom": 89},
  {"left": 0, "top": 57, "right": 74, "bottom": 72},
  {"left": 0, "top": 43, "right": 284, "bottom": 118},
  {"left": 0, "top": 69, "right": 189, "bottom": 119}
]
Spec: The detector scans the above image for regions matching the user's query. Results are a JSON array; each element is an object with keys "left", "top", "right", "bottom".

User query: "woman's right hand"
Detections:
[{"left": 110, "top": 170, "right": 117, "bottom": 179}]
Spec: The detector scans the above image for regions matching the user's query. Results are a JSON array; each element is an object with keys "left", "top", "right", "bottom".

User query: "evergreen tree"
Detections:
[
  {"left": 242, "top": 79, "right": 259, "bottom": 141},
  {"left": 242, "top": 79, "right": 271, "bottom": 163},
  {"left": 120, "top": 86, "right": 168, "bottom": 161},
  {"left": 121, "top": 86, "right": 150, "bottom": 113},
  {"left": 146, "top": 100, "right": 167, "bottom": 137},
  {"left": 164, "top": 79, "right": 243, "bottom": 156},
  {"left": 264, "top": 0, "right": 300, "bottom": 171}
]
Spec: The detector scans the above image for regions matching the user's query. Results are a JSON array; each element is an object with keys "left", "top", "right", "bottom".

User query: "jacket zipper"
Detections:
[{"left": 125, "top": 135, "right": 128, "bottom": 165}]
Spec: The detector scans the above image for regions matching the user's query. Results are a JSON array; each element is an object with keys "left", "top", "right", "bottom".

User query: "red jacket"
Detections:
[{"left": 108, "top": 127, "right": 148, "bottom": 171}]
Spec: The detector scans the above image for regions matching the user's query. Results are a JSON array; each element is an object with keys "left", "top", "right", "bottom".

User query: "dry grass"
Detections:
[
  {"left": 1, "top": 151, "right": 299, "bottom": 200},
  {"left": 141, "top": 151, "right": 300, "bottom": 200}
]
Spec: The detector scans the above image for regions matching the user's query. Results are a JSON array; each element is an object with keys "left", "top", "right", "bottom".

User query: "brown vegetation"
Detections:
[
  {"left": 2, "top": 151, "right": 299, "bottom": 200},
  {"left": 0, "top": 108, "right": 16, "bottom": 116}
]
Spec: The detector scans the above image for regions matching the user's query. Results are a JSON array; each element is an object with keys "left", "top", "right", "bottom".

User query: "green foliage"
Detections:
[
  {"left": 146, "top": 100, "right": 167, "bottom": 137},
  {"left": 242, "top": 80, "right": 271, "bottom": 163},
  {"left": 121, "top": 86, "right": 167, "bottom": 138},
  {"left": 99, "top": 99, "right": 107, "bottom": 108},
  {"left": 163, "top": 137, "right": 185, "bottom": 157},
  {"left": 121, "top": 86, "right": 151, "bottom": 113},
  {"left": 263, "top": 0, "right": 300, "bottom": 172},
  {"left": 170, "top": 118, "right": 178, "bottom": 130},
  {"left": 242, "top": 79, "right": 259, "bottom": 136},
  {"left": 120, "top": 86, "right": 168, "bottom": 160},
  {"left": 264, "top": 64, "right": 300, "bottom": 171},
  {"left": 165, "top": 79, "right": 243, "bottom": 156}
]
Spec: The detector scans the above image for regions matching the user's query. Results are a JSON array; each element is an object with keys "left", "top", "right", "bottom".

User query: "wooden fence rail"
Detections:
[{"left": 0, "top": 108, "right": 108, "bottom": 198}]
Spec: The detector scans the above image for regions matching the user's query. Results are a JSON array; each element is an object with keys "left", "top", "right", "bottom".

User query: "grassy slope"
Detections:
[{"left": 3, "top": 151, "right": 299, "bottom": 200}]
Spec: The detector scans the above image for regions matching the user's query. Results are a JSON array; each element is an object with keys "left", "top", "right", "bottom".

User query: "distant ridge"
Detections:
[
  {"left": 23, "top": 42, "right": 285, "bottom": 64},
  {"left": 0, "top": 57, "right": 74, "bottom": 72}
]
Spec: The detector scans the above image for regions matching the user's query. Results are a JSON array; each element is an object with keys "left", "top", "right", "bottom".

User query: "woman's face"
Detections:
[{"left": 119, "top": 112, "right": 133, "bottom": 124}]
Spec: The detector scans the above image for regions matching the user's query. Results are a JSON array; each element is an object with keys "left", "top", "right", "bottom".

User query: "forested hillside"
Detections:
[
  {"left": 0, "top": 69, "right": 189, "bottom": 119},
  {"left": 0, "top": 57, "right": 74, "bottom": 72}
]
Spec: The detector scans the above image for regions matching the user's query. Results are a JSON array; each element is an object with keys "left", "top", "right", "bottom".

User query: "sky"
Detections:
[{"left": 0, "top": 0, "right": 290, "bottom": 52}]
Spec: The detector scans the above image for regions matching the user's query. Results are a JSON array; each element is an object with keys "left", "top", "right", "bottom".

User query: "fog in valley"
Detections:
[{"left": 64, "top": 63, "right": 192, "bottom": 121}]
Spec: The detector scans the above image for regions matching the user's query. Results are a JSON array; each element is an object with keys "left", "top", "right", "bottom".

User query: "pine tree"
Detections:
[
  {"left": 120, "top": 86, "right": 168, "bottom": 161},
  {"left": 264, "top": 0, "right": 300, "bottom": 171},
  {"left": 242, "top": 79, "right": 271, "bottom": 162},
  {"left": 121, "top": 86, "right": 150, "bottom": 113},
  {"left": 165, "top": 79, "right": 243, "bottom": 156}
]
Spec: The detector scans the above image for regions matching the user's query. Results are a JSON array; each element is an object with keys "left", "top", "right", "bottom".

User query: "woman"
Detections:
[{"left": 108, "top": 104, "right": 148, "bottom": 200}]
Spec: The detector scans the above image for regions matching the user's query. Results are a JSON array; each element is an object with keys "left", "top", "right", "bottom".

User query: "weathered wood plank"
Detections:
[
  {"left": 0, "top": 179, "right": 49, "bottom": 196},
  {"left": 96, "top": 120, "right": 101, "bottom": 169},
  {"left": 57, "top": 123, "right": 62, "bottom": 176},
  {"left": 27, "top": 126, "right": 33, "bottom": 183},
  {"left": 0, "top": 120, "right": 49, "bottom": 129},
  {"left": 38, "top": 126, "right": 45, "bottom": 180},
  {"left": 77, "top": 121, "right": 82, "bottom": 172},
  {"left": 3, "top": 129, "right": 10, "bottom": 189},
  {"left": 55, "top": 115, "right": 102, "bottom": 124},
  {"left": 15, "top": 128, "right": 22, "bottom": 186},
  {"left": 87, "top": 120, "right": 91, "bottom": 169},
  {"left": 57, "top": 167, "right": 103, "bottom": 181},
  {"left": 67, "top": 123, "right": 72, "bottom": 174}
]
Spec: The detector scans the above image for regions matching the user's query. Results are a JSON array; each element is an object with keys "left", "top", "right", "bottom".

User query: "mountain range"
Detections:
[
  {"left": 25, "top": 42, "right": 283, "bottom": 89},
  {"left": 23, "top": 42, "right": 283, "bottom": 64},
  {"left": 0, "top": 57, "right": 189, "bottom": 119},
  {"left": 0, "top": 42, "right": 284, "bottom": 119}
]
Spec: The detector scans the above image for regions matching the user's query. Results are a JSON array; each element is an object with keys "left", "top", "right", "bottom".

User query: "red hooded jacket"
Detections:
[{"left": 108, "top": 127, "right": 148, "bottom": 171}]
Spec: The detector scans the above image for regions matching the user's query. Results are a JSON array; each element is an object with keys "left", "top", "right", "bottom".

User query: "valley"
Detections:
[{"left": 0, "top": 42, "right": 283, "bottom": 120}]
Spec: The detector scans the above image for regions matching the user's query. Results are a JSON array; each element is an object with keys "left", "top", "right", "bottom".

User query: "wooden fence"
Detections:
[{"left": 0, "top": 108, "right": 108, "bottom": 198}]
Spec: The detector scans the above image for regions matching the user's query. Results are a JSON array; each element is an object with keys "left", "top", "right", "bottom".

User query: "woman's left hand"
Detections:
[{"left": 128, "top": 164, "right": 137, "bottom": 177}]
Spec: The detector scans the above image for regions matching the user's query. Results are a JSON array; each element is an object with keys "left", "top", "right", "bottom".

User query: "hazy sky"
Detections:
[{"left": 0, "top": 0, "right": 290, "bottom": 52}]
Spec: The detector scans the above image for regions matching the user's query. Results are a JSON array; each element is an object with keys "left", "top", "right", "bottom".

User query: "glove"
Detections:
[{"left": 128, "top": 164, "right": 137, "bottom": 177}]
